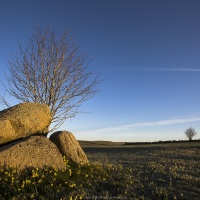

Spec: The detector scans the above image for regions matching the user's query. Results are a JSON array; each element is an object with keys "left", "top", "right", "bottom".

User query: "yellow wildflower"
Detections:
[
  {"left": 11, "top": 177, "right": 15, "bottom": 183},
  {"left": 21, "top": 181, "right": 25, "bottom": 188},
  {"left": 68, "top": 183, "right": 76, "bottom": 188},
  {"left": 63, "top": 156, "right": 68, "bottom": 163},
  {"left": 32, "top": 171, "right": 39, "bottom": 178},
  {"left": 26, "top": 179, "right": 31, "bottom": 184},
  {"left": 69, "top": 169, "right": 72, "bottom": 176},
  {"left": 38, "top": 179, "right": 42, "bottom": 183}
]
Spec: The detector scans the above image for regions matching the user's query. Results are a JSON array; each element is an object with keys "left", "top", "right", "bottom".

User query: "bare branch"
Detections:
[
  {"left": 2, "top": 26, "right": 101, "bottom": 132},
  {"left": 0, "top": 92, "right": 11, "bottom": 108}
]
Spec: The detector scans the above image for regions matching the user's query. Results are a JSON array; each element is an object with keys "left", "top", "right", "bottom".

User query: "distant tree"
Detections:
[
  {"left": 0, "top": 26, "right": 101, "bottom": 132},
  {"left": 184, "top": 127, "right": 197, "bottom": 141}
]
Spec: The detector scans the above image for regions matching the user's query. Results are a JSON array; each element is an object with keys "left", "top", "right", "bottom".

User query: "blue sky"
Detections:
[{"left": 1, "top": 0, "right": 200, "bottom": 141}]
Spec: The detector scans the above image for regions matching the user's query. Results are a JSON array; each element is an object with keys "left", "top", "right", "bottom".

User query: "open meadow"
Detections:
[
  {"left": 83, "top": 141, "right": 200, "bottom": 200},
  {"left": 0, "top": 141, "right": 199, "bottom": 199}
]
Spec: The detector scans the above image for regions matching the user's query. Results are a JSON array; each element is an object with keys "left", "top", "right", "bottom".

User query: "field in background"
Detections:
[
  {"left": 79, "top": 139, "right": 200, "bottom": 147},
  {"left": 82, "top": 141, "right": 200, "bottom": 199},
  {"left": 78, "top": 140, "right": 125, "bottom": 147}
]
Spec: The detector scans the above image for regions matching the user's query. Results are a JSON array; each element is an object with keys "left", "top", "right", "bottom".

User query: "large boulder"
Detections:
[
  {"left": 0, "top": 136, "right": 66, "bottom": 170},
  {"left": 0, "top": 102, "right": 51, "bottom": 145},
  {"left": 50, "top": 131, "right": 89, "bottom": 165}
]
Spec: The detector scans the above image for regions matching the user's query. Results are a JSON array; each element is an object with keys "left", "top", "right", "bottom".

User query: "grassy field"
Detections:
[
  {"left": 0, "top": 141, "right": 199, "bottom": 199},
  {"left": 83, "top": 141, "right": 200, "bottom": 200}
]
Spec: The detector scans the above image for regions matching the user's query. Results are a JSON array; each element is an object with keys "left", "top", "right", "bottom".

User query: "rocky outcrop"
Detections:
[
  {"left": 0, "top": 102, "right": 51, "bottom": 145},
  {"left": 0, "top": 136, "right": 66, "bottom": 170},
  {"left": 0, "top": 103, "right": 89, "bottom": 170},
  {"left": 50, "top": 131, "right": 89, "bottom": 165}
]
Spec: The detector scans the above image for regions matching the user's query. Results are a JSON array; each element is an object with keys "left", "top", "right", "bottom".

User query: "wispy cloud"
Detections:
[
  {"left": 110, "top": 67, "right": 200, "bottom": 72},
  {"left": 79, "top": 117, "right": 200, "bottom": 134},
  {"left": 142, "top": 68, "right": 200, "bottom": 72}
]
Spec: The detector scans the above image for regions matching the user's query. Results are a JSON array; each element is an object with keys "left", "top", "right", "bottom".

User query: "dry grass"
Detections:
[{"left": 83, "top": 142, "right": 200, "bottom": 199}]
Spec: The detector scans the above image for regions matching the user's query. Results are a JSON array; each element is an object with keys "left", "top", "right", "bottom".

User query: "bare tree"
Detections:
[
  {"left": 0, "top": 27, "right": 100, "bottom": 132},
  {"left": 184, "top": 127, "right": 197, "bottom": 141}
]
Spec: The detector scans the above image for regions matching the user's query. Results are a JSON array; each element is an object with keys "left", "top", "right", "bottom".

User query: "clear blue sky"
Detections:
[{"left": 1, "top": 0, "right": 200, "bottom": 142}]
